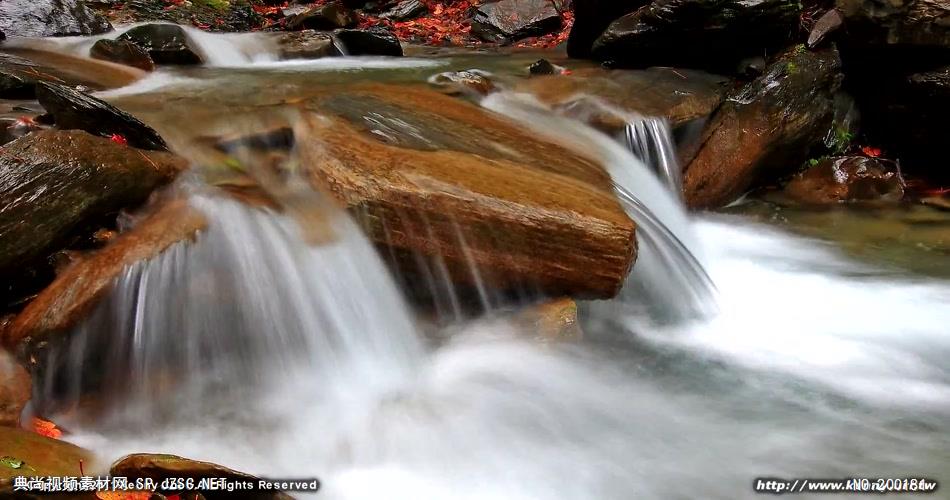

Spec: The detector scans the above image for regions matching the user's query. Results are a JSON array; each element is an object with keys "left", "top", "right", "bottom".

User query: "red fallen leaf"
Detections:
[
  {"left": 861, "top": 146, "right": 882, "bottom": 157},
  {"left": 110, "top": 133, "right": 128, "bottom": 146},
  {"left": 31, "top": 417, "right": 62, "bottom": 439},
  {"left": 560, "top": 69, "right": 573, "bottom": 75}
]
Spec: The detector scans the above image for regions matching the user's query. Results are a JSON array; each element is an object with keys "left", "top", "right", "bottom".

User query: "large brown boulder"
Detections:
[
  {"left": 0, "top": 130, "right": 185, "bottom": 284},
  {"left": 0, "top": 427, "right": 93, "bottom": 487},
  {"left": 684, "top": 47, "right": 844, "bottom": 208},
  {"left": 4, "top": 200, "right": 206, "bottom": 348},
  {"left": 90, "top": 39, "right": 156, "bottom": 72},
  {"left": 782, "top": 156, "right": 905, "bottom": 204},
  {"left": 0, "top": 0, "right": 112, "bottom": 38},
  {"left": 0, "top": 50, "right": 142, "bottom": 99},
  {"left": 591, "top": 0, "right": 801, "bottom": 71},
  {"left": 0, "top": 352, "right": 29, "bottom": 427},
  {"left": 300, "top": 84, "right": 636, "bottom": 298}
]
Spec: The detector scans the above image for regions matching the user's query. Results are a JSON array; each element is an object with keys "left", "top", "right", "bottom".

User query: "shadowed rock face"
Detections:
[
  {"left": 36, "top": 82, "right": 168, "bottom": 151},
  {"left": 4, "top": 199, "right": 205, "bottom": 348},
  {"left": 567, "top": 0, "right": 650, "bottom": 58},
  {"left": 0, "top": 351, "right": 30, "bottom": 427},
  {"left": 783, "top": 156, "right": 905, "bottom": 204},
  {"left": 332, "top": 27, "right": 403, "bottom": 56},
  {"left": 684, "top": 47, "right": 844, "bottom": 208},
  {"left": 592, "top": 0, "right": 801, "bottom": 71},
  {"left": 837, "top": 0, "right": 950, "bottom": 50},
  {"left": 300, "top": 84, "right": 636, "bottom": 298},
  {"left": 0, "top": 130, "right": 186, "bottom": 286},
  {"left": 111, "top": 454, "right": 292, "bottom": 499},
  {"left": 0, "top": 0, "right": 112, "bottom": 37}
]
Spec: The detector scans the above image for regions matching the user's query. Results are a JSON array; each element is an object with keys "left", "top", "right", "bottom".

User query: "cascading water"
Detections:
[
  {"left": 623, "top": 117, "right": 682, "bottom": 195},
  {"left": 481, "top": 92, "right": 717, "bottom": 320},
  {"left": 11, "top": 40, "right": 948, "bottom": 499}
]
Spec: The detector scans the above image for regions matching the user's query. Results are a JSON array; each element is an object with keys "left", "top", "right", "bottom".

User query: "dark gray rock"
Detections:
[
  {"left": 567, "top": 0, "right": 649, "bottom": 57},
  {"left": 35, "top": 82, "right": 168, "bottom": 151},
  {"left": 286, "top": 1, "right": 357, "bottom": 31},
  {"left": 471, "top": 0, "right": 563, "bottom": 43},
  {"left": 0, "top": 0, "right": 112, "bottom": 37},
  {"left": 90, "top": 39, "right": 156, "bottom": 71},
  {"left": 592, "top": 0, "right": 801, "bottom": 71},
  {"left": 117, "top": 24, "right": 203, "bottom": 65},
  {"left": 381, "top": 0, "right": 427, "bottom": 21},
  {"left": 276, "top": 31, "right": 342, "bottom": 60},
  {"left": 332, "top": 27, "right": 403, "bottom": 57}
]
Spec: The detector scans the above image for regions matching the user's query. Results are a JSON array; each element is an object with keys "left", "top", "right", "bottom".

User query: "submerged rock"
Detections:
[
  {"left": 592, "top": 0, "right": 801, "bottom": 71},
  {"left": 4, "top": 199, "right": 204, "bottom": 348},
  {"left": 118, "top": 24, "right": 203, "bottom": 66},
  {"left": 332, "top": 27, "right": 403, "bottom": 56},
  {"left": 684, "top": 47, "right": 844, "bottom": 208},
  {"left": 471, "top": 0, "right": 563, "bottom": 43},
  {"left": 286, "top": 1, "right": 357, "bottom": 30},
  {"left": 783, "top": 156, "right": 905, "bottom": 204},
  {"left": 111, "top": 454, "right": 294, "bottom": 499},
  {"left": 0, "top": 130, "right": 185, "bottom": 291},
  {"left": 90, "top": 38, "right": 156, "bottom": 71},
  {"left": 567, "top": 0, "right": 650, "bottom": 57},
  {"left": 427, "top": 69, "right": 496, "bottom": 96},
  {"left": 276, "top": 30, "right": 341, "bottom": 60},
  {"left": 0, "top": 51, "right": 138, "bottom": 99},
  {"left": 0, "top": 0, "right": 112, "bottom": 37},
  {"left": 302, "top": 84, "right": 636, "bottom": 298},
  {"left": 0, "top": 351, "right": 29, "bottom": 427},
  {"left": 515, "top": 66, "right": 729, "bottom": 127},
  {"left": 36, "top": 82, "right": 168, "bottom": 151}
]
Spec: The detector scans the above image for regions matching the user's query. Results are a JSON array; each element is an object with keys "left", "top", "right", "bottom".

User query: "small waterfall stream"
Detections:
[{"left": 4, "top": 36, "right": 947, "bottom": 499}]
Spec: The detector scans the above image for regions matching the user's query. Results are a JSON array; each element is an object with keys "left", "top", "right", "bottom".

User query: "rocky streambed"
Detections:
[{"left": 0, "top": 0, "right": 948, "bottom": 498}]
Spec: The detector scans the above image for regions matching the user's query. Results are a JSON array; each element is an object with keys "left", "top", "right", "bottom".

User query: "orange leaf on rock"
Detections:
[
  {"left": 31, "top": 417, "right": 62, "bottom": 439},
  {"left": 861, "top": 146, "right": 882, "bottom": 157}
]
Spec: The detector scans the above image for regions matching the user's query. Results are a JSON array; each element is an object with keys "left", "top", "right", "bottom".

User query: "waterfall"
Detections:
[
  {"left": 481, "top": 92, "right": 717, "bottom": 320},
  {"left": 37, "top": 190, "right": 424, "bottom": 427},
  {"left": 623, "top": 118, "right": 682, "bottom": 196}
]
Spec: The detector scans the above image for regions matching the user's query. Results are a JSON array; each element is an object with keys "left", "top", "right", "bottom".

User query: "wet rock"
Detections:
[
  {"left": 592, "top": 0, "right": 801, "bottom": 71},
  {"left": 471, "top": 0, "right": 563, "bottom": 43},
  {"left": 275, "top": 31, "right": 342, "bottom": 60},
  {"left": 0, "top": 130, "right": 186, "bottom": 291},
  {"left": 684, "top": 47, "right": 844, "bottom": 208},
  {"left": 4, "top": 199, "right": 205, "bottom": 348},
  {"left": 783, "top": 156, "right": 905, "bottom": 204},
  {"left": 286, "top": 1, "right": 357, "bottom": 30},
  {"left": 381, "top": 0, "right": 428, "bottom": 21},
  {"left": 332, "top": 27, "right": 403, "bottom": 56},
  {"left": 528, "top": 58, "right": 558, "bottom": 76},
  {"left": 0, "top": 352, "right": 29, "bottom": 427},
  {"left": 427, "top": 69, "right": 496, "bottom": 96},
  {"left": 0, "top": 0, "right": 112, "bottom": 37},
  {"left": 567, "top": 0, "right": 650, "bottom": 57},
  {"left": 118, "top": 24, "right": 203, "bottom": 66},
  {"left": 0, "top": 116, "right": 43, "bottom": 146},
  {"left": 302, "top": 84, "right": 636, "bottom": 298},
  {"left": 807, "top": 8, "right": 845, "bottom": 49},
  {"left": 515, "top": 66, "right": 729, "bottom": 127},
  {"left": 111, "top": 454, "right": 294, "bottom": 499},
  {"left": 35, "top": 82, "right": 168, "bottom": 151},
  {"left": 515, "top": 298, "right": 583, "bottom": 342},
  {"left": 0, "top": 49, "right": 143, "bottom": 96},
  {"left": 737, "top": 56, "right": 767, "bottom": 78},
  {"left": 90, "top": 39, "right": 155, "bottom": 72},
  {"left": 0, "top": 428, "right": 91, "bottom": 486}
]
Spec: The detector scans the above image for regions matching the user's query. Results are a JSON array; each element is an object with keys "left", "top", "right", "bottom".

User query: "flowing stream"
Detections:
[{"left": 6, "top": 31, "right": 949, "bottom": 499}]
